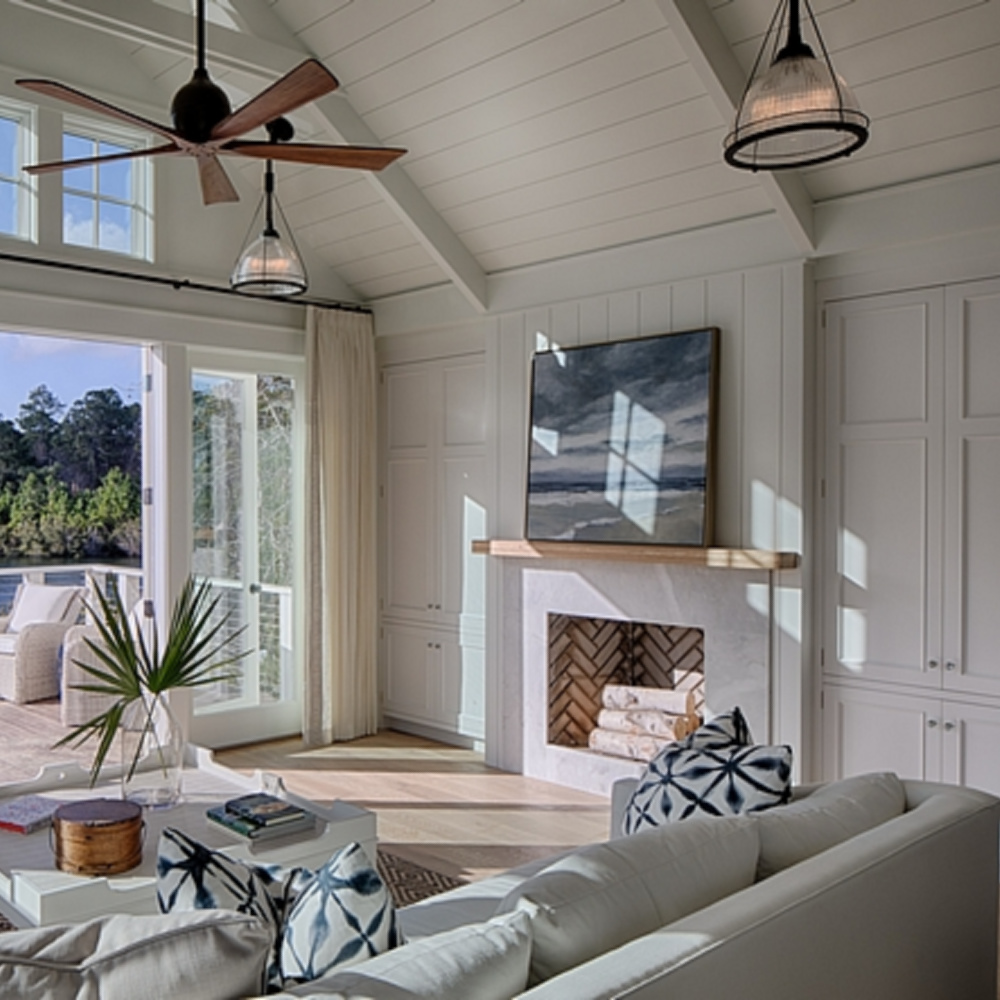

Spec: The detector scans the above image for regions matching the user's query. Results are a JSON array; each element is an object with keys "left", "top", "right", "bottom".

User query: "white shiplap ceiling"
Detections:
[{"left": 11, "top": 0, "right": 1000, "bottom": 308}]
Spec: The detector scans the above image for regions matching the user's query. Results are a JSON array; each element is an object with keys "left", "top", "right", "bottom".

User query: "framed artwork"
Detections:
[{"left": 525, "top": 327, "right": 719, "bottom": 546}]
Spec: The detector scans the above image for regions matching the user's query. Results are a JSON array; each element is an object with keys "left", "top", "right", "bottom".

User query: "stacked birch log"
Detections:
[{"left": 588, "top": 683, "right": 702, "bottom": 762}]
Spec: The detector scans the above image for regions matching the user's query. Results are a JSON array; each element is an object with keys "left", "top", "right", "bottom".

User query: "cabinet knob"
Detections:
[
  {"left": 928, "top": 659, "right": 939, "bottom": 670},
  {"left": 943, "top": 721, "right": 956, "bottom": 732},
  {"left": 435, "top": 604, "right": 441, "bottom": 610},
  {"left": 927, "top": 718, "right": 938, "bottom": 728},
  {"left": 945, "top": 660, "right": 957, "bottom": 672}
]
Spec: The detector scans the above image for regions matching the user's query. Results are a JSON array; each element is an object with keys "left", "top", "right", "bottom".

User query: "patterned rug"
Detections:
[
  {"left": 0, "top": 850, "right": 465, "bottom": 932},
  {"left": 376, "top": 849, "right": 467, "bottom": 907}
]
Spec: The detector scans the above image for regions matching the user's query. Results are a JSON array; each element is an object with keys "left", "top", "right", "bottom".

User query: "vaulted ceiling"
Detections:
[{"left": 8, "top": 0, "right": 1000, "bottom": 311}]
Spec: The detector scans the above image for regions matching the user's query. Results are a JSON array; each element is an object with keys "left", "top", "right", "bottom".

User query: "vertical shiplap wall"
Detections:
[{"left": 484, "top": 261, "right": 811, "bottom": 773}]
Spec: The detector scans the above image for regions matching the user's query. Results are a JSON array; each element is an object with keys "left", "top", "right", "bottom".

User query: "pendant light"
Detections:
[
  {"left": 231, "top": 157, "right": 307, "bottom": 296},
  {"left": 724, "top": 0, "right": 869, "bottom": 171}
]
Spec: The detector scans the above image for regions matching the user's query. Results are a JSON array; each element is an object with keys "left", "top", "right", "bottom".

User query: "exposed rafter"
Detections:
[
  {"left": 13, "top": 0, "right": 489, "bottom": 311},
  {"left": 653, "top": 0, "right": 815, "bottom": 255}
]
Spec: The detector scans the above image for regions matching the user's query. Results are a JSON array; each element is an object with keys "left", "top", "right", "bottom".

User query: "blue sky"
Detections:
[{"left": 0, "top": 331, "right": 142, "bottom": 421}]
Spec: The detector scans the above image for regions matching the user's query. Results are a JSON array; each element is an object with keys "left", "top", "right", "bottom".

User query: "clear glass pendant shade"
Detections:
[
  {"left": 724, "top": 0, "right": 869, "bottom": 171},
  {"left": 231, "top": 229, "right": 307, "bottom": 296}
]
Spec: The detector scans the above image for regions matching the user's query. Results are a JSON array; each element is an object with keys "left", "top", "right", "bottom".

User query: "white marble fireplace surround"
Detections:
[{"left": 500, "top": 558, "right": 772, "bottom": 797}]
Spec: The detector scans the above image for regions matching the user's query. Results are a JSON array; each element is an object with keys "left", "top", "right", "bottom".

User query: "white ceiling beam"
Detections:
[
  {"left": 653, "top": 0, "right": 815, "bottom": 255},
  {"left": 14, "top": 0, "right": 489, "bottom": 311}
]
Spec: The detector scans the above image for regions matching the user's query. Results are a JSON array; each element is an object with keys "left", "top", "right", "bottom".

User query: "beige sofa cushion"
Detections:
[
  {"left": 0, "top": 910, "right": 271, "bottom": 999},
  {"left": 498, "top": 814, "right": 759, "bottom": 983},
  {"left": 756, "top": 771, "right": 906, "bottom": 878},
  {"left": 273, "top": 910, "right": 531, "bottom": 1000}
]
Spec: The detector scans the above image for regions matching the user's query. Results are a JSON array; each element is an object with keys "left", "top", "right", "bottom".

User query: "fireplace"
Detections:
[
  {"left": 547, "top": 614, "right": 705, "bottom": 753},
  {"left": 497, "top": 560, "right": 772, "bottom": 795}
]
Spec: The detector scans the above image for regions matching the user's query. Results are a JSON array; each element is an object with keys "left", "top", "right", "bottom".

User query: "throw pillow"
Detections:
[
  {"left": 0, "top": 910, "right": 271, "bottom": 1000},
  {"left": 271, "top": 911, "right": 531, "bottom": 1000},
  {"left": 7, "top": 583, "right": 79, "bottom": 633},
  {"left": 497, "top": 816, "right": 759, "bottom": 984},
  {"left": 157, "top": 826, "right": 306, "bottom": 985},
  {"left": 683, "top": 705, "right": 753, "bottom": 749},
  {"left": 281, "top": 841, "right": 401, "bottom": 985},
  {"left": 755, "top": 771, "right": 907, "bottom": 878},
  {"left": 623, "top": 741, "right": 793, "bottom": 835}
]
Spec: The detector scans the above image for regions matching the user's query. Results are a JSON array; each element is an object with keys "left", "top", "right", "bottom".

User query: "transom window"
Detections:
[
  {"left": 0, "top": 99, "right": 36, "bottom": 241},
  {"left": 62, "top": 118, "right": 151, "bottom": 259}
]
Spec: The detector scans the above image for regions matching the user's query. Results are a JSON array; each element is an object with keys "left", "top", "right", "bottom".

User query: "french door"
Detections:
[{"left": 186, "top": 353, "right": 304, "bottom": 747}]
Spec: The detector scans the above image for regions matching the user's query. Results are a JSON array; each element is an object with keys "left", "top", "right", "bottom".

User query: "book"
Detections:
[
  {"left": 224, "top": 792, "right": 311, "bottom": 827},
  {"left": 206, "top": 804, "right": 318, "bottom": 842},
  {"left": 0, "top": 794, "right": 63, "bottom": 834}
]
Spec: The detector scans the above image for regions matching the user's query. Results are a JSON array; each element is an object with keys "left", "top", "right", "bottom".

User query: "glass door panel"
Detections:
[{"left": 187, "top": 358, "right": 302, "bottom": 746}]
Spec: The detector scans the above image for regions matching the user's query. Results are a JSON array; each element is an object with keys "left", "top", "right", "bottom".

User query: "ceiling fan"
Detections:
[{"left": 15, "top": 0, "right": 406, "bottom": 205}]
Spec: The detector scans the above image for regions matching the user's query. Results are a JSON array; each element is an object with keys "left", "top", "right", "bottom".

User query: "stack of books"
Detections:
[
  {"left": 207, "top": 792, "right": 318, "bottom": 842},
  {"left": 0, "top": 794, "right": 63, "bottom": 834}
]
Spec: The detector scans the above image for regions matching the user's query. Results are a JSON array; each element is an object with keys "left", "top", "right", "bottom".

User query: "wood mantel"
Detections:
[{"left": 471, "top": 539, "right": 799, "bottom": 571}]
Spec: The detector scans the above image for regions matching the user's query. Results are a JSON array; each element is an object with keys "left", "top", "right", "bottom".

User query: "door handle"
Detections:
[{"left": 249, "top": 583, "right": 262, "bottom": 595}]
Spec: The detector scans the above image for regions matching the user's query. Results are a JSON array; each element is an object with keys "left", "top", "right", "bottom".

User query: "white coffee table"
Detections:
[{"left": 0, "top": 745, "right": 376, "bottom": 928}]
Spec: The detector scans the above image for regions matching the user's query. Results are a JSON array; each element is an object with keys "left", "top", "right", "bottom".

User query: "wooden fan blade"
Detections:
[
  {"left": 210, "top": 59, "right": 339, "bottom": 143},
  {"left": 197, "top": 154, "right": 239, "bottom": 205},
  {"left": 226, "top": 141, "right": 406, "bottom": 172},
  {"left": 16, "top": 79, "right": 179, "bottom": 143},
  {"left": 23, "top": 144, "right": 181, "bottom": 175}
]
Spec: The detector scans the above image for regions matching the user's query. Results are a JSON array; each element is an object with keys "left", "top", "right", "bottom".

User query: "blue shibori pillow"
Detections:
[
  {"left": 281, "top": 841, "right": 400, "bottom": 985},
  {"left": 622, "top": 707, "right": 792, "bottom": 835}
]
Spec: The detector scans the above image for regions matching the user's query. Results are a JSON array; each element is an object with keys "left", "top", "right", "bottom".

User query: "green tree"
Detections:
[
  {"left": 87, "top": 466, "right": 141, "bottom": 557},
  {"left": 0, "top": 417, "right": 31, "bottom": 490},
  {"left": 17, "top": 385, "right": 63, "bottom": 468},
  {"left": 54, "top": 387, "right": 141, "bottom": 492}
]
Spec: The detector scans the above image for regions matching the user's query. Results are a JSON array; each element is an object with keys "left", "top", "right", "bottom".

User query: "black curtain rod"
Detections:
[{"left": 0, "top": 249, "right": 372, "bottom": 315}]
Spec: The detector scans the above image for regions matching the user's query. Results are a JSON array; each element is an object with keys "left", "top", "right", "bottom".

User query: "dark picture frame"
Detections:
[{"left": 525, "top": 327, "right": 719, "bottom": 546}]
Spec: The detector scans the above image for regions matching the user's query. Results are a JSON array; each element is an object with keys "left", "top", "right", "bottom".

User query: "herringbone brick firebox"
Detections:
[{"left": 547, "top": 614, "right": 705, "bottom": 748}]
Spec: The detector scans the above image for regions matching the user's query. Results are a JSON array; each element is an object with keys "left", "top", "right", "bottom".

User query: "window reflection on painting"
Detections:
[{"left": 525, "top": 328, "right": 719, "bottom": 546}]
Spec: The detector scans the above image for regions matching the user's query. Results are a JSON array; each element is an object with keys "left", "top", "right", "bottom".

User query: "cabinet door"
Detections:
[
  {"left": 383, "top": 368, "right": 436, "bottom": 619},
  {"left": 822, "top": 685, "right": 940, "bottom": 782},
  {"left": 823, "top": 291, "right": 945, "bottom": 688},
  {"left": 382, "top": 622, "right": 437, "bottom": 725},
  {"left": 942, "top": 279, "right": 1000, "bottom": 698},
  {"left": 941, "top": 701, "right": 1000, "bottom": 799}
]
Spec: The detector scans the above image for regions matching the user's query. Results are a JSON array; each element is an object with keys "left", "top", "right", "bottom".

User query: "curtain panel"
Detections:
[{"left": 304, "top": 306, "right": 378, "bottom": 744}]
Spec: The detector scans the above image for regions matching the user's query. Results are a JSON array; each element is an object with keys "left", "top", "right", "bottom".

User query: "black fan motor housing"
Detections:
[{"left": 171, "top": 69, "right": 232, "bottom": 143}]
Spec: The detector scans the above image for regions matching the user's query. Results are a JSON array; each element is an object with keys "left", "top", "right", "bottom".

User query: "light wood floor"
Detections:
[
  {"left": 0, "top": 702, "right": 610, "bottom": 883},
  {"left": 217, "top": 732, "right": 610, "bottom": 882}
]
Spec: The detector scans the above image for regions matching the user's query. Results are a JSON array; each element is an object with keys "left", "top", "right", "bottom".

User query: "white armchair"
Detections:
[
  {"left": 0, "top": 582, "right": 84, "bottom": 704},
  {"left": 60, "top": 623, "right": 119, "bottom": 727}
]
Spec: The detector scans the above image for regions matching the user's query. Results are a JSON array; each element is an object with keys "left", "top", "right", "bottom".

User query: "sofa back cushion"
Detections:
[
  {"left": 0, "top": 910, "right": 271, "bottom": 1000},
  {"left": 275, "top": 910, "right": 531, "bottom": 1000},
  {"left": 498, "top": 814, "right": 759, "bottom": 984},
  {"left": 756, "top": 771, "right": 907, "bottom": 878}
]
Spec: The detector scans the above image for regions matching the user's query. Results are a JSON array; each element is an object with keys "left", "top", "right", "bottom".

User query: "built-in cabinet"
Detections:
[
  {"left": 379, "top": 354, "right": 487, "bottom": 741},
  {"left": 821, "top": 277, "right": 1000, "bottom": 796}
]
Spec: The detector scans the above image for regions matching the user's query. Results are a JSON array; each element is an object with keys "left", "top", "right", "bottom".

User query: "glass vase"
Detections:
[{"left": 119, "top": 693, "right": 184, "bottom": 809}]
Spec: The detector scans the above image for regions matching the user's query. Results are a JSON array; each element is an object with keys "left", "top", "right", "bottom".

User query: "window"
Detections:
[
  {"left": 62, "top": 118, "right": 150, "bottom": 258},
  {"left": 0, "top": 99, "right": 36, "bottom": 241}
]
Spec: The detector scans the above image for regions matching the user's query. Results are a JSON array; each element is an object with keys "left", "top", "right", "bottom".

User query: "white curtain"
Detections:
[{"left": 304, "top": 305, "right": 378, "bottom": 745}]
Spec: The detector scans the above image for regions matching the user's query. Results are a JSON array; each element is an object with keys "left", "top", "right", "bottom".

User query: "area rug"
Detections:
[{"left": 376, "top": 849, "right": 466, "bottom": 907}]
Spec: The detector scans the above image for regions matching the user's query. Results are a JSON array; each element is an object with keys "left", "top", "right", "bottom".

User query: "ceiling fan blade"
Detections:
[
  {"left": 16, "top": 79, "right": 179, "bottom": 143},
  {"left": 23, "top": 144, "right": 181, "bottom": 176},
  {"left": 227, "top": 141, "right": 407, "bottom": 172},
  {"left": 197, "top": 154, "right": 240, "bottom": 205},
  {"left": 210, "top": 59, "right": 340, "bottom": 143}
]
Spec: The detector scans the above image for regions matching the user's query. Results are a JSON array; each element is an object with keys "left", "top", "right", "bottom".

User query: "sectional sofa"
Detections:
[{"left": 0, "top": 775, "right": 997, "bottom": 999}]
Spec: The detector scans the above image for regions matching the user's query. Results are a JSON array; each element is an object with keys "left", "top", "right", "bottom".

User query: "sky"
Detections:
[{"left": 0, "top": 331, "right": 142, "bottom": 421}]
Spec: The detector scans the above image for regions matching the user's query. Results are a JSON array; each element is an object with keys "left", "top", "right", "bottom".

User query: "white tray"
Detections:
[{"left": 0, "top": 745, "right": 377, "bottom": 927}]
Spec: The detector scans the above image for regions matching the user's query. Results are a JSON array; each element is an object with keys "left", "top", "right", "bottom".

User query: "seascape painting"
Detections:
[{"left": 525, "top": 328, "right": 719, "bottom": 546}]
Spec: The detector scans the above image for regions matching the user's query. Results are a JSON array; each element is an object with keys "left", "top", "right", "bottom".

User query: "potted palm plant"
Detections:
[{"left": 56, "top": 576, "right": 248, "bottom": 807}]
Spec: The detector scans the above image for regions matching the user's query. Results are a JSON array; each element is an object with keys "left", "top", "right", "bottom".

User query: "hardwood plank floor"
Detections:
[
  {"left": 218, "top": 731, "right": 610, "bottom": 883},
  {"left": 0, "top": 699, "right": 94, "bottom": 783}
]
